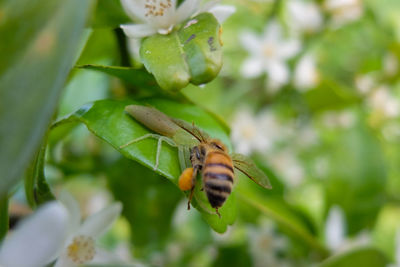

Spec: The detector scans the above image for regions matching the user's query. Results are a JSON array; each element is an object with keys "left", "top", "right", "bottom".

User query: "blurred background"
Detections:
[{"left": 3, "top": 0, "right": 400, "bottom": 266}]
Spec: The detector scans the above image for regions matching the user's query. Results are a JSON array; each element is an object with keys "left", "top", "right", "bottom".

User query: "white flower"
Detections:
[
  {"left": 296, "top": 123, "right": 319, "bottom": 147},
  {"left": 367, "top": 86, "right": 400, "bottom": 119},
  {"left": 287, "top": 0, "right": 323, "bottom": 35},
  {"left": 248, "top": 219, "right": 290, "bottom": 267},
  {"left": 127, "top": 37, "right": 142, "bottom": 62},
  {"left": 0, "top": 193, "right": 123, "bottom": 267},
  {"left": 0, "top": 202, "right": 69, "bottom": 267},
  {"left": 355, "top": 73, "right": 376, "bottom": 95},
  {"left": 321, "top": 110, "right": 356, "bottom": 129},
  {"left": 55, "top": 191, "right": 122, "bottom": 267},
  {"left": 325, "top": 206, "right": 372, "bottom": 253},
  {"left": 293, "top": 53, "right": 319, "bottom": 91},
  {"left": 268, "top": 149, "right": 304, "bottom": 187},
  {"left": 383, "top": 52, "right": 399, "bottom": 77},
  {"left": 325, "top": 205, "right": 346, "bottom": 251},
  {"left": 120, "top": 0, "right": 236, "bottom": 38},
  {"left": 324, "top": 0, "right": 363, "bottom": 28},
  {"left": 382, "top": 123, "right": 400, "bottom": 142},
  {"left": 230, "top": 108, "right": 280, "bottom": 155},
  {"left": 240, "top": 21, "right": 301, "bottom": 91}
]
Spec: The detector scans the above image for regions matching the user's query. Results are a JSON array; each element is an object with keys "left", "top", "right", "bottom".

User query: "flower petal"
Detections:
[
  {"left": 266, "top": 61, "right": 289, "bottom": 89},
  {"left": 325, "top": 205, "right": 346, "bottom": 250},
  {"left": 120, "top": 0, "right": 147, "bottom": 22},
  {"left": 78, "top": 203, "right": 122, "bottom": 239},
  {"left": 200, "top": 0, "right": 218, "bottom": 12},
  {"left": 241, "top": 57, "right": 264, "bottom": 78},
  {"left": 208, "top": 5, "right": 236, "bottom": 24},
  {"left": 294, "top": 54, "right": 318, "bottom": 90},
  {"left": 239, "top": 31, "right": 262, "bottom": 54},
  {"left": 127, "top": 38, "right": 142, "bottom": 61},
  {"left": 58, "top": 190, "right": 81, "bottom": 236},
  {"left": 0, "top": 202, "right": 69, "bottom": 267},
  {"left": 121, "top": 24, "right": 157, "bottom": 38},
  {"left": 277, "top": 39, "right": 301, "bottom": 59},
  {"left": 263, "top": 21, "right": 282, "bottom": 42},
  {"left": 175, "top": 0, "right": 200, "bottom": 24},
  {"left": 54, "top": 251, "right": 77, "bottom": 267}
]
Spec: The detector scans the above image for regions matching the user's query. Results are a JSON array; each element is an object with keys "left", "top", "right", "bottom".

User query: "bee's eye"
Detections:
[{"left": 211, "top": 142, "right": 223, "bottom": 150}]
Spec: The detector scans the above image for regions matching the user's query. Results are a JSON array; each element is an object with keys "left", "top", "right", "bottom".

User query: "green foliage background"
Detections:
[{"left": 1, "top": 0, "right": 400, "bottom": 266}]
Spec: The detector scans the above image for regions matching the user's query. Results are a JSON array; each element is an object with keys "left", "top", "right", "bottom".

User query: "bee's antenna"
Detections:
[{"left": 192, "top": 121, "right": 206, "bottom": 142}]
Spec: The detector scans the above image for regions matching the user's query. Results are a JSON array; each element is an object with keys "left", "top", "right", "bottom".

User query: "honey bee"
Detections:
[{"left": 120, "top": 105, "right": 272, "bottom": 217}]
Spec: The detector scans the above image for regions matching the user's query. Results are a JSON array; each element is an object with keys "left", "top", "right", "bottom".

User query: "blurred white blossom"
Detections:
[
  {"left": 355, "top": 73, "right": 376, "bottom": 95},
  {"left": 55, "top": 191, "right": 122, "bottom": 267},
  {"left": 268, "top": 149, "right": 305, "bottom": 187},
  {"left": 248, "top": 220, "right": 290, "bottom": 267},
  {"left": 324, "top": 0, "right": 363, "bottom": 28},
  {"left": 85, "top": 190, "right": 112, "bottom": 215},
  {"left": 230, "top": 108, "right": 281, "bottom": 155},
  {"left": 127, "top": 38, "right": 142, "bottom": 62},
  {"left": 382, "top": 123, "right": 400, "bottom": 142},
  {"left": 0, "top": 202, "right": 69, "bottom": 267},
  {"left": 294, "top": 53, "right": 319, "bottom": 91},
  {"left": 312, "top": 157, "right": 329, "bottom": 178},
  {"left": 325, "top": 206, "right": 371, "bottom": 252},
  {"left": 296, "top": 123, "right": 319, "bottom": 147},
  {"left": 120, "top": 0, "right": 236, "bottom": 38},
  {"left": 0, "top": 191, "right": 125, "bottom": 267},
  {"left": 325, "top": 205, "right": 346, "bottom": 251},
  {"left": 240, "top": 21, "right": 301, "bottom": 91},
  {"left": 287, "top": 0, "right": 323, "bottom": 35},
  {"left": 321, "top": 110, "right": 356, "bottom": 129},
  {"left": 383, "top": 52, "right": 399, "bottom": 77},
  {"left": 367, "top": 86, "right": 400, "bottom": 119}
]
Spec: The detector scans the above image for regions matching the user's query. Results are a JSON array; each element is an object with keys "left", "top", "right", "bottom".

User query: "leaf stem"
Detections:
[
  {"left": 0, "top": 196, "right": 9, "bottom": 241},
  {"left": 114, "top": 28, "right": 131, "bottom": 67},
  {"left": 24, "top": 132, "right": 55, "bottom": 208}
]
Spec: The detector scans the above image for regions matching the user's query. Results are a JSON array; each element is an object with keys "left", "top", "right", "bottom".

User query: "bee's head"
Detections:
[{"left": 208, "top": 139, "right": 228, "bottom": 152}]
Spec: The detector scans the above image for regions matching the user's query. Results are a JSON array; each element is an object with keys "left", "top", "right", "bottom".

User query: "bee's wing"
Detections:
[
  {"left": 232, "top": 153, "right": 272, "bottom": 189},
  {"left": 171, "top": 118, "right": 210, "bottom": 142}
]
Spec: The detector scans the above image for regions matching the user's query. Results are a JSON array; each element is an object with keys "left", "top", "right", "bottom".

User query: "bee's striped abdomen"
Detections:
[{"left": 203, "top": 151, "right": 234, "bottom": 208}]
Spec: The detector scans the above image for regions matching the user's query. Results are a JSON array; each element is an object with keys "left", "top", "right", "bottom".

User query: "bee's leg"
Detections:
[
  {"left": 178, "top": 147, "right": 191, "bottom": 172},
  {"left": 187, "top": 165, "right": 200, "bottom": 210},
  {"left": 119, "top": 133, "right": 162, "bottom": 149},
  {"left": 154, "top": 136, "right": 177, "bottom": 170},
  {"left": 119, "top": 134, "right": 176, "bottom": 171},
  {"left": 215, "top": 208, "right": 221, "bottom": 218}
]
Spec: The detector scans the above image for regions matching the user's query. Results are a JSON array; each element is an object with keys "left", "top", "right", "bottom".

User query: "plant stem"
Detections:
[{"left": 0, "top": 196, "right": 8, "bottom": 241}]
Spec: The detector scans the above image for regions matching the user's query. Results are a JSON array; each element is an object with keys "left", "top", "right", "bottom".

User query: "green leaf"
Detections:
[
  {"left": 52, "top": 98, "right": 236, "bottom": 232},
  {"left": 323, "top": 117, "right": 387, "bottom": 234},
  {"left": 212, "top": 244, "right": 253, "bottom": 267},
  {"left": 304, "top": 80, "right": 361, "bottom": 113},
  {"left": 140, "top": 13, "right": 222, "bottom": 91},
  {"left": 318, "top": 247, "right": 388, "bottom": 267},
  {"left": 0, "top": 0, "right": 93, "bottom": 197},
  {"left": 107, "top": 158, "right": 181, "bottom": 255},
  {"left": 77, "top": 64, "right": 161, "bottom": 92},
  {"left": 372, "top": 204, "right": 400, "bottom": 260}
]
